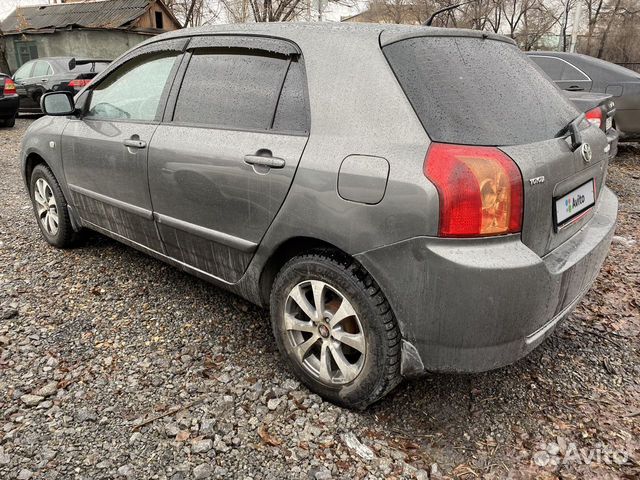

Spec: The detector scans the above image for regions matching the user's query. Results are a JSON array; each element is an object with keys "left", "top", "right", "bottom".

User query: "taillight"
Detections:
[
  {"left": 3, "top": 78, "right": 16, "bottom": 95},
  {"left": 68, "top": 79, "right": 91, "bottom": 88},
  {"left": 585, "top": 107, "right": 603, "bottom": 130},
  {"left": 424, "top": 143, "right": 523, "bottom": 237}
]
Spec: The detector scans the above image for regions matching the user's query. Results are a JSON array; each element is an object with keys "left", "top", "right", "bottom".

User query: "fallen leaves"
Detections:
[{"left": 258, "top": 425, "right": 282, "bottom": 447}]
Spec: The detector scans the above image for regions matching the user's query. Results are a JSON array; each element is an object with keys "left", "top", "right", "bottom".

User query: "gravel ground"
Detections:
[{"left": 0, "top": 118, "right": 638, "bottom": 480}]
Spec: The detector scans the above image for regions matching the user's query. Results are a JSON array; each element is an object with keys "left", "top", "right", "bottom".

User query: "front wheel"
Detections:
[
  {"left": 29, "top": 164, "right": 76, "bottom": 248},
  {"left": 270, "top": 251, "right": 402, "bottom": 409}
]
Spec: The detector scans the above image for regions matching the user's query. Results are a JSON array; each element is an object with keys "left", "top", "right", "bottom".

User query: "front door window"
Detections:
[{"left": 86, "top": 53, "right": 177, "bottom": 122}]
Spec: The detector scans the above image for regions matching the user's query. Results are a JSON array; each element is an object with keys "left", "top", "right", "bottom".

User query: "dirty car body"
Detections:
[{"left": 21, "top": 23, "right": 618, "bottom": 407}]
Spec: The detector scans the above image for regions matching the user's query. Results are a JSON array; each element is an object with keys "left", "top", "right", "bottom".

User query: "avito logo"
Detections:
[{"left": 565, "top": 194, "right": 585, "bottom": 213}]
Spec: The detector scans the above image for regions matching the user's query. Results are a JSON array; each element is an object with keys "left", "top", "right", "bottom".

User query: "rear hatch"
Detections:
[{"left": 381, "top": 30, "right": 610, "bottom": 256}]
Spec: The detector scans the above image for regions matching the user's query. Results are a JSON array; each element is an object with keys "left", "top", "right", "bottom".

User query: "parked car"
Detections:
[
  {"left": 21, "top": 24, "right": 617, "bottom": 409},
  {"left": 12, "top": 57, "right": 111, "bottom": 113},
  {"left": 527, "top": 51, "right": 640, "bottom": 141},
  {"left": 0, "top": 73, "right": 19, "bottom": 127},
  {"left": 562, "top": 90, "right": 618, "bottom": 157}
]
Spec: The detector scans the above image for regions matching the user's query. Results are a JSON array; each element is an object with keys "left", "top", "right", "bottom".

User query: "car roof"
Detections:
[{"left": 142, "top": 21, "right": 516, "bottom": 49}]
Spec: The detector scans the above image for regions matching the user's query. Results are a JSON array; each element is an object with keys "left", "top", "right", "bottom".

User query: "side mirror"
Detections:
[{"left": 41, "top": 91, "right": 76, "bottom": 116}]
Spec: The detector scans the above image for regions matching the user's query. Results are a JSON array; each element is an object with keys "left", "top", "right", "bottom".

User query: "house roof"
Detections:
[{"left": 0, "top": 0, "right": 176, "bottom": 35}]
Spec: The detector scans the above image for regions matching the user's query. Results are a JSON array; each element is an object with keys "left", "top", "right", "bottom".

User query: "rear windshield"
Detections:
[
  {"left": 70, "top": 62, "right": 110, "bottom": 74},
  {"left": 383, "top": 36, "right": 579, "bottom": 146}
]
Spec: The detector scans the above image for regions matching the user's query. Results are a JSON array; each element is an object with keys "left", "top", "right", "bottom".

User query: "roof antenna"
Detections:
[{"left": 424, "top": 0, "right": 477, "bottom": 26}]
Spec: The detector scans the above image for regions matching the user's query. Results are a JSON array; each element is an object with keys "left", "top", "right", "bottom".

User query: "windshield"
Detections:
[{"left": 383, "top": 36, "right": 579, "bottom": 146}]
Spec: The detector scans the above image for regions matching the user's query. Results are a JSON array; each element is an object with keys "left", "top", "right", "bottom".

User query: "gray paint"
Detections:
[
  {"left": 356, "top": 187, "right": 617, "bottom": 373},
  {"left": 338, "top": 155, "right": 390, "bottom": 205},
  {"left": 21, "top": 23, "right": 618, "bottom": 376}
]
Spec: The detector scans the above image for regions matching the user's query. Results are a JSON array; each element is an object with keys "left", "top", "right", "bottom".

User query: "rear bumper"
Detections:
[
  {"left": 355, "top": 187, "right": 618, "bottom": 374},
  {"left": 0, "top": 95, "right": 19, "bottom": 119},
  {"left": 606, "top": 127, "right": 619, "bottom": 158}
]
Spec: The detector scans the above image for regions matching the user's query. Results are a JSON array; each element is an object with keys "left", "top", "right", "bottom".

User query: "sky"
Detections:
[{"left": 0, "top": 0, "right": 46, "bottom": 21}]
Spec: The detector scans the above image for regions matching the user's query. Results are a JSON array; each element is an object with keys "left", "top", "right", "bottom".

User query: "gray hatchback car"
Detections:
[{"left": 21, "top": 23, "right": 618, "bottom": 409}]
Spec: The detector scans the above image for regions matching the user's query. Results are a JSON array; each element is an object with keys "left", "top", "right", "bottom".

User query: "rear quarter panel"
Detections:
[{"left": 251, "top": 30, "right": 439, "bottom": 257}]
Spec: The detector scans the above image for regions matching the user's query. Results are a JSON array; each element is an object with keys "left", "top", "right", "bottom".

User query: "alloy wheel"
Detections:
[
  {"left": 284, "top": 280, "right": 366, "bottom": 385},
  {"left": 33, "top": 178, "right": 59, "bottom": 236}
]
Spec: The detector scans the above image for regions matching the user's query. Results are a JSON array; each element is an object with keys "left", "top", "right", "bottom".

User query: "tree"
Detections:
[
  {"left": 165, "top": 0, "right": 220, "bottom": 27},
  {"left": 0, "top": 28, "right": 10, "bottom": 74}
]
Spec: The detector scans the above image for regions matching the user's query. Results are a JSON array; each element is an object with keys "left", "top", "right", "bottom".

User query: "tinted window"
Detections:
[
  {"left": 173, "top": 50, "right": 287, "bottom": 130},
  {"left": 384, "top": 37, "right": 578, "bottom": 146},
  {"left": 86, "top": 53, "right": 176, "bottom": 121},
  {"left": 273, "top": 60, "right": 309, "bottom": 133},
  {"left": 32, "top": 61, "right": 52, "bottom": 77},
  {"left": 530, "top": 56, "right": 564, "bottom": 80},
  {"left": 530, "top": 56, "right": 589, "bottom": 81}
]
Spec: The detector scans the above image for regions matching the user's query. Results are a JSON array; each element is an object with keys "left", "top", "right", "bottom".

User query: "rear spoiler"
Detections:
[{"left": 68, "top": 58, "right": 112, "bottom": 72}]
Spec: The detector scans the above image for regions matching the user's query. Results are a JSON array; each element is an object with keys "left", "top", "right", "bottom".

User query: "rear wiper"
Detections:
[{"left": 557, "top": 113, "right": 585, "bottom": 151}]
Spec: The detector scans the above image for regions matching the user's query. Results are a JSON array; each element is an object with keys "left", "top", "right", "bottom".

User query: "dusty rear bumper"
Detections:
[{"left": 355, "top": 187, "right": 618, "bottom": 374}]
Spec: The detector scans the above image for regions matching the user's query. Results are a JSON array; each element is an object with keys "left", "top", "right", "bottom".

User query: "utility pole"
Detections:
[{"left": 569, "top": 0, "right": 582, "bottom": 53}]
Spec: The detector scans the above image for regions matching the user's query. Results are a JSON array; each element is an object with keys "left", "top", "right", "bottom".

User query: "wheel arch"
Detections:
[
  {"left": 258, "top": 236, "right": 354, "bottom": 306},
  {"left": 24, "top": 151, "right": 49, "bottom": 190}
]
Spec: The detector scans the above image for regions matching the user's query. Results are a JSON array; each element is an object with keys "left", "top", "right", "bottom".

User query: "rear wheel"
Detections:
[
  {"left": 29, "top": 164, "right": 76, "bottom": 248},
  {"left": 270, "top": 250, "right": 402, "bottom": 409}
]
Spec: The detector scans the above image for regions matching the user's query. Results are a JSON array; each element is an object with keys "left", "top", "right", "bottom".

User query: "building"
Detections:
[{"left": 0, "top": 0, "right": 181, "bottom": 73}]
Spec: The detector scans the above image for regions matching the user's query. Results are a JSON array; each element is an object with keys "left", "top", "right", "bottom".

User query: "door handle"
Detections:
[
  {"left": 123, "top": 138, "right": 147, "bottom": 149},
  {"left": 566, "top": 85, "right": 584, "bottom": 91},
  {"left": 244, "top": 154, "right": 285, "bottom": 169}
]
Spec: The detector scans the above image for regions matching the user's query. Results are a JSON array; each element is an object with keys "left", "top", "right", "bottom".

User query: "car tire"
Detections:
[
  {"left": 4, "top": 115, "right": 16, "bottom": 128},
  {"left": 270, "top": 250, "right": 402, "bottom": 409},
  {"left": 29, "top": 164, "right": 76, "bottom": 248}
]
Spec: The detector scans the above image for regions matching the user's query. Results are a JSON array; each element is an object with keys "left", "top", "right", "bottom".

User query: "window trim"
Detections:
[
  {"left": 529, "top": 55, "right": 591, "bottom": 82},
  {"left": 163, "top": 41, "right": 310, "bottom": 135}
]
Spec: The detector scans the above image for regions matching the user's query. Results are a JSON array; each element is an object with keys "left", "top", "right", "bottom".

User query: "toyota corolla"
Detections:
[{"left": 21, "top": 23, "right": 617, "bottom": 409}]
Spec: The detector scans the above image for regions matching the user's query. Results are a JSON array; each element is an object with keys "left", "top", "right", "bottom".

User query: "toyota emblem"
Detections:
[{"left": 580, "top": 143, "right": 592, "bottom": 163}]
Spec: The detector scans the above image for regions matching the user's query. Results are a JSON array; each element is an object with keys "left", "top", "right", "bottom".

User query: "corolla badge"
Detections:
[{"left": 580, "top": 143, "right": 592, "bottom": 163}]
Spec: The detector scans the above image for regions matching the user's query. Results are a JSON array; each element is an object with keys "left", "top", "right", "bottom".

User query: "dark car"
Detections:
[
  {"left": 12, "top": 57, "right": 111, "bottom": 114},
  {"left": 563, "top": 90, "right": 618, "bottom": 157},
  {"left": 527, "top": 51, "right": 640, "bottom": 141},
  {"left": 0, "top": 73, "right": 19, "bottom": 127},
  {"left": 22, "top": 24, "right": 617, "bottom": 409}
]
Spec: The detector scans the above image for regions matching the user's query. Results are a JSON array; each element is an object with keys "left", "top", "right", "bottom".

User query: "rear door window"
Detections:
[
  {"left": 272, "top": 60, "right": 309, "bottom": 133},
  {"left": 172, "top": 49, "right": 308, "bottom": 133},
  {"left": 383, "top": 36, "right": 578, "bottom": 146},
  {"left": 32, "top": 61, "right": 52, "bottom": 77},
  {"left": 174, "top": 50, "right": 284, "bottom": 131},
  {"left": 530, "top": 56, "right": 590, "bottom": 81}
]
